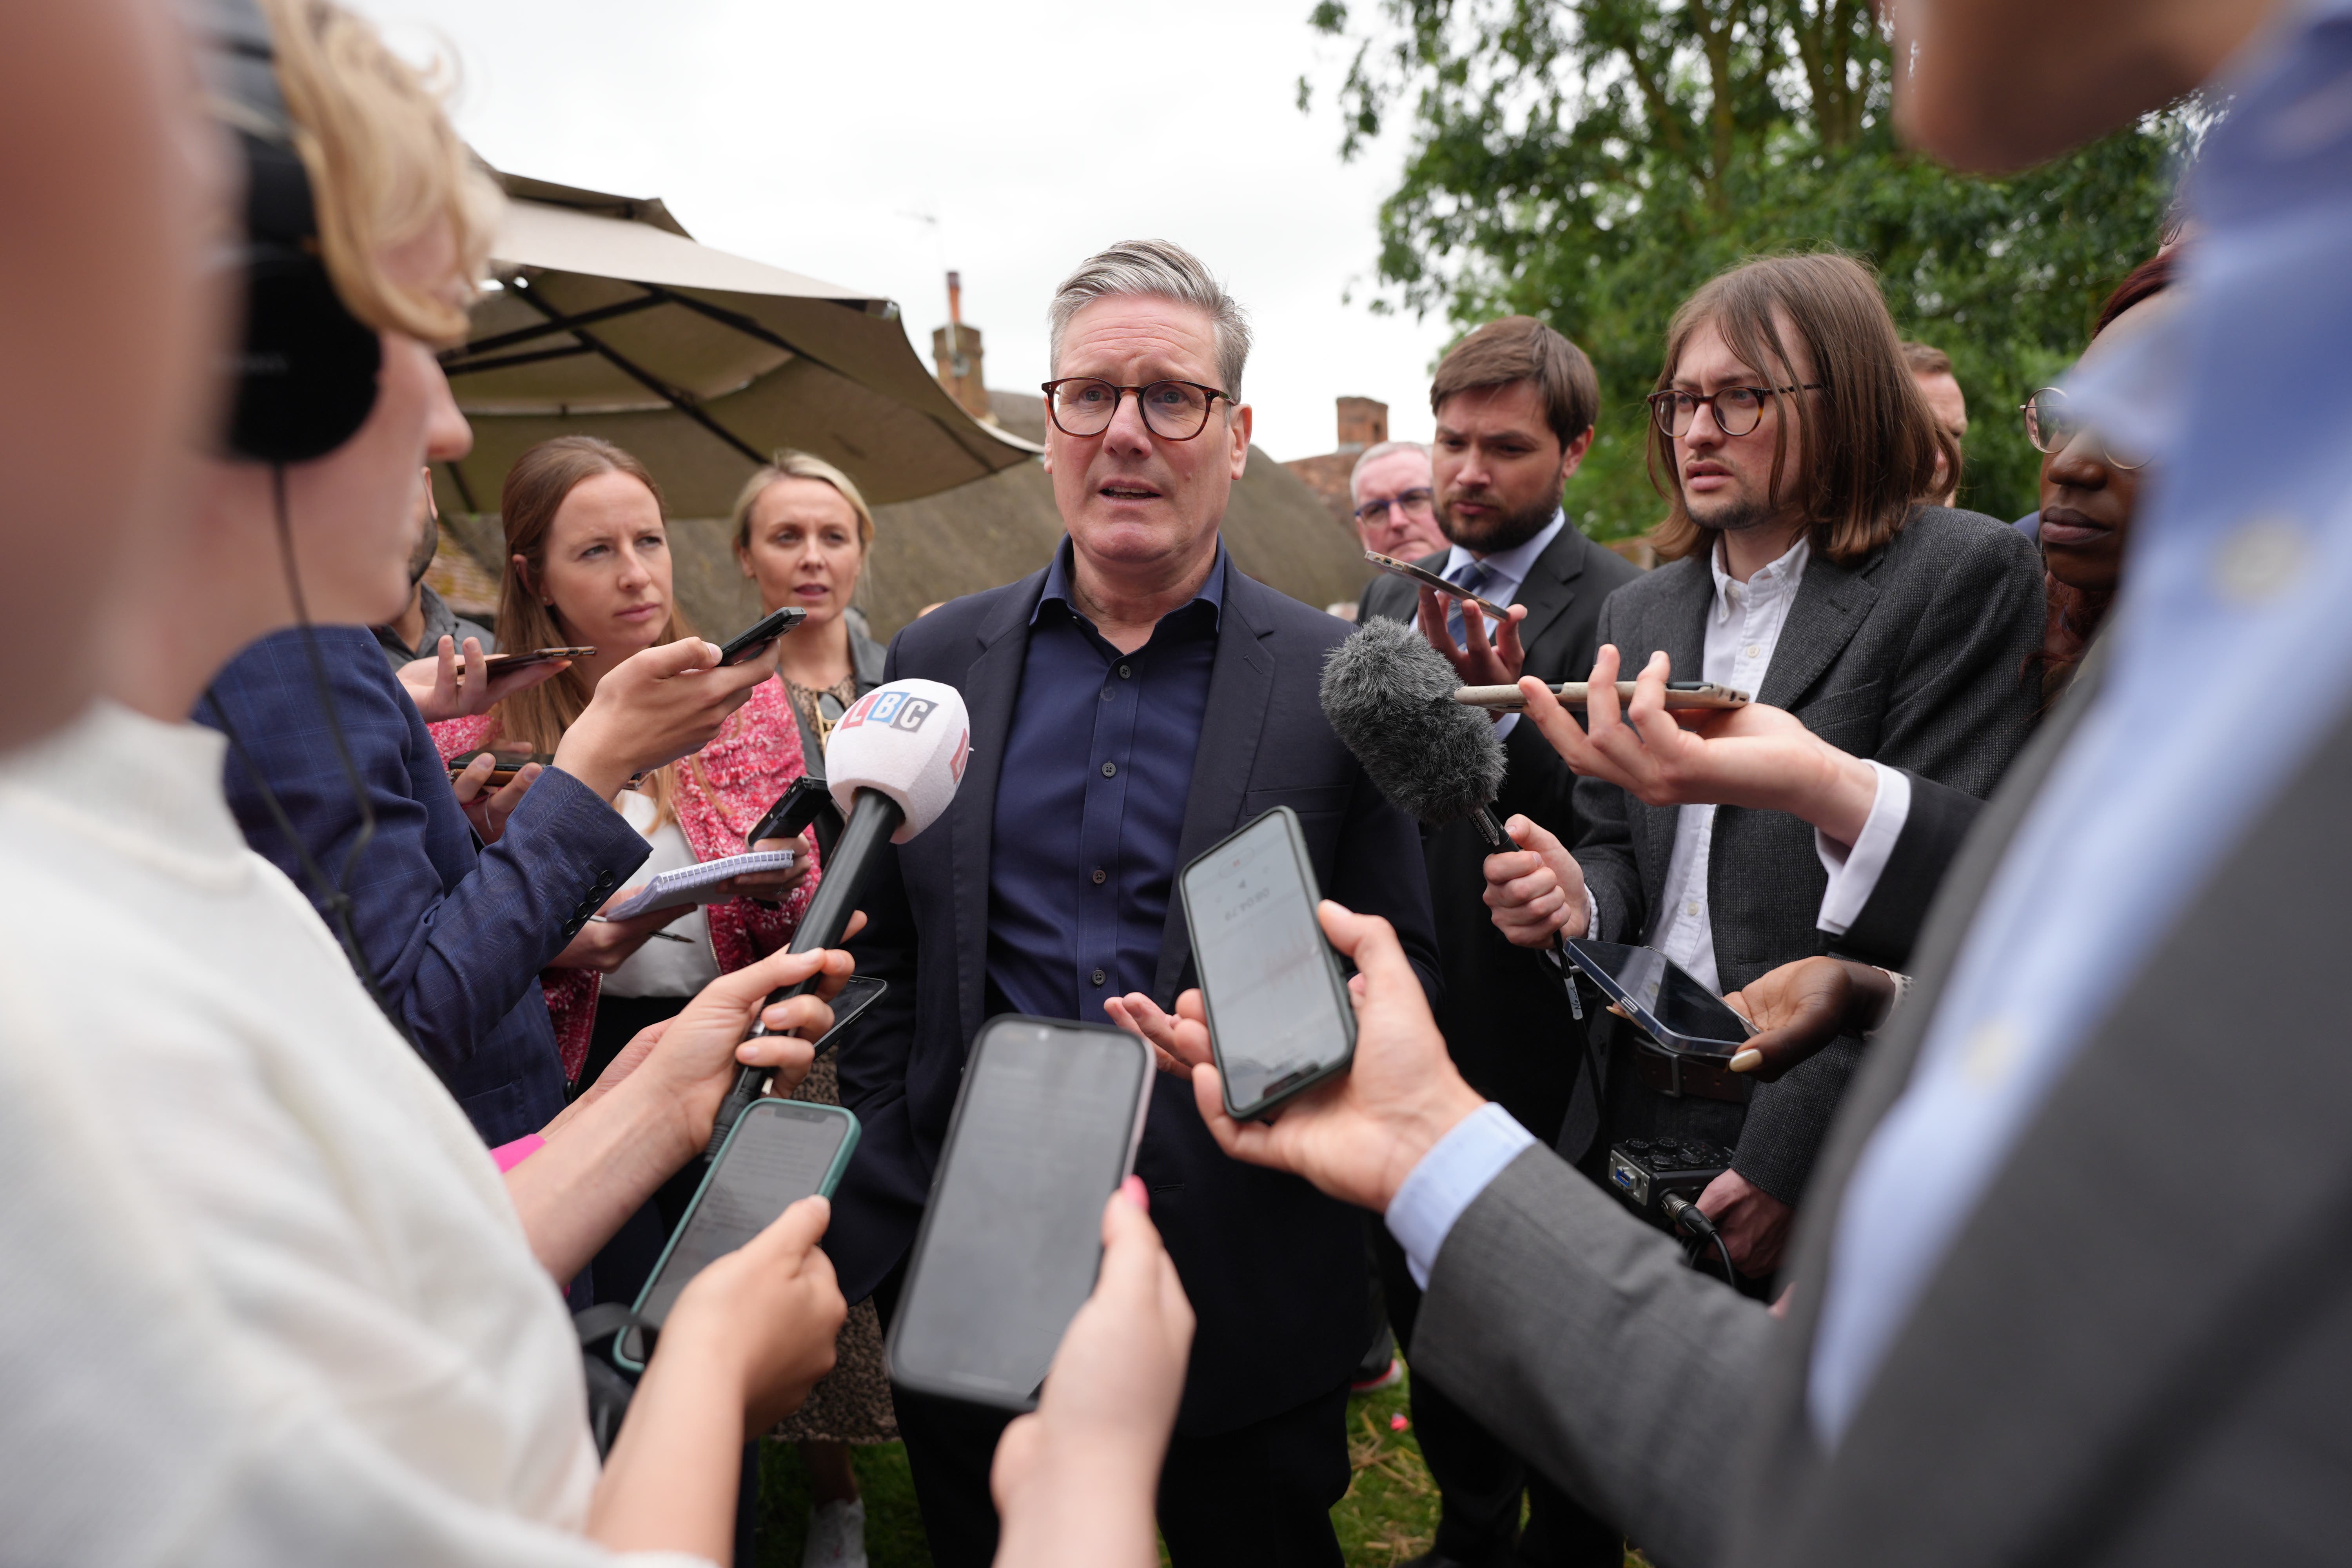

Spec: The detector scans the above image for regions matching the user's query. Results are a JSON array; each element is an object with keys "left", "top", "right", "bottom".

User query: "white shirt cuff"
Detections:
[
  {"left": 1582, "top": 886, "right": 1601, "bottom": 942},
  {"left": 1383, "top": 1102, "right": 1534, "bottom": 1289},
  {"left": 1815, "top": 760, "right": 1911, "bottom": 936},
  {"left": 1492, "top": 711, "right": 1520, "bottom": 742}
]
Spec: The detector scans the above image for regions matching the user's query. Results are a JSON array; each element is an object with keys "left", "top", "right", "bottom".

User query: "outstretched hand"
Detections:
[
  {"left": 1514, "top": 646, "right": 1881, "bottom": 845},
  {"left": 1178, "top": 901, "right": 1486, "bottom": 1215},
  {"left": 1416, "top": 583, "right": 1528, "bottom": 688},
  {"left": 398, "top": 634, "right": 569, "bottom": 723},
  {"left": 1722, "top": 956, "right": 1899, "bottom": 1080},
  {"left": 991, "top": 1179, "right": 1194, "bottom": 1568}
]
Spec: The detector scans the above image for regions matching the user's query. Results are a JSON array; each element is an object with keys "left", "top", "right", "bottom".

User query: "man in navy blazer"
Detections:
[{"left": 832, "top": 241, "right": 1439, "bottom": 1568}]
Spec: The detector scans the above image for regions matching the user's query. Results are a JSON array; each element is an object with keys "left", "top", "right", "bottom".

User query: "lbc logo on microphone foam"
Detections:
[{"left": 837, "top": 689, "right": 936, "bottom": 734}]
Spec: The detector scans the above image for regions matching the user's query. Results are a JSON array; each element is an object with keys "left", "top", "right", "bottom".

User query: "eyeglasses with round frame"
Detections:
[
  {"left": 2019, "top": 386, "right": 2147, "bottom": 471},
  {"left": 1040, "top": 377, "right": 1235, "bottom": 441},
  {"left": 1353, "top": 487, "right": 1436, "bottom": 526},
  {"left": 1646, "top": 383, "right": 1824, "bottom": 439}
]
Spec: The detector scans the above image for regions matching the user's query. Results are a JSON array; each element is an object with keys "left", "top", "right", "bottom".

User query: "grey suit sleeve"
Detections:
[
  {"left": 1568, "top": 602, "right": 1644, "bottom": 941},
  {"left": 1412, "top": 1145, "right": 1776, "bottom": 1568}
]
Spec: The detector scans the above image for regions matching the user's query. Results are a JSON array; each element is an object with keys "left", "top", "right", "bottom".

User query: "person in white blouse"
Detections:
[{"left": 0, "top": 2, "right": 852, "bottom": 1562}]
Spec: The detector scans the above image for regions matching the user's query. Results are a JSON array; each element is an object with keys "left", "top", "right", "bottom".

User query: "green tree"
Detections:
[{"left": 1305, "top": 0, "right": 2196, "bottom": 537}]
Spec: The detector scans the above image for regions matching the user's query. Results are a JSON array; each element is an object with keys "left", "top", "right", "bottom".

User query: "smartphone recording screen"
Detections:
[
  {"left": 636, "top": 1100, "right": 855, "bottom": 1332},
  {"left": 1182, "top": 809, "right": 1354, "bottom": 1114},
  {"left": 889, "top": 1019, "right": 1148, "bottom": 1409},
  {"left": 1566, "top": 940, "right": 1751, "bottom": 1057}
]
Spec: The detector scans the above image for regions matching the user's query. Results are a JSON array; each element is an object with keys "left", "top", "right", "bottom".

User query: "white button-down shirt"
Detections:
[{"left": 1644, "top": 532, "right": 1810, "bottom": 991}]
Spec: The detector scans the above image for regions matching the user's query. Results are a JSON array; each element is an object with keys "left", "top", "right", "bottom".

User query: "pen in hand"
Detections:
[{"left": 588, "top": 915, "right": 693, "bottom": 944}]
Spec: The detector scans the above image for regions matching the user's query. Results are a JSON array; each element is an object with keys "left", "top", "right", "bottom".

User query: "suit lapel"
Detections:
[
  {"left": 1149, "top": 575, "right": 1278, "bottom": 1001},
  {"left": 949, "top": 569, "right": 1047, "bottom": 1043},
  {"left": 1510, "top": 527, "right": 1590, "bottom": 658},
  {"left": 1754, "top": 550, "right": 1877, "bottom": 711}
]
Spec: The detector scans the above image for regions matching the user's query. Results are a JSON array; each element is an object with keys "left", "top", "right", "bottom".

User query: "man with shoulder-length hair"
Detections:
[
  {"left": 835, "top": 239, "right": 1440, "bottom": 1566},
  {"left": 1484, "top": 253, "right": 2044, "bottom": 1283}
]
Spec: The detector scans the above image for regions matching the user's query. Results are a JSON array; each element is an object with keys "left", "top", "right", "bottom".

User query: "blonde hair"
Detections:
[
  {"left": 259, "top": 0, "right": 501, "bottom": 344},
  {"left": 492, "top": 436, "right": 695, "bottom": 824},
  {"left": 730, "top": 450, "right": 877, "bottom": 554}
]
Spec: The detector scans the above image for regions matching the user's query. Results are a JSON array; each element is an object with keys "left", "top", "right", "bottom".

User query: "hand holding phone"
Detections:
[
  {"left": 717, "top": 606, "right": 808, "bottom": 667},
  {"left": 1178, "top": 806, "right": 1357, "bottom": 1120},
  {"left": 887, "top": 1018, "right": 1153, "bottom": 1410},
  {"left": 1365, "top": 549, "right": 1513, "bottom": 620},
  {"left": 617, "top": 1099, "right": 859, "bottom": 1369},
  {"left": 1562, "top": 939, "right": 1755, "bottom": 1059}
]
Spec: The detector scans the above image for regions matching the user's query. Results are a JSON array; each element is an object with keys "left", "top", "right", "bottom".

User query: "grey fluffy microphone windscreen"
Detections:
[{"left": 1319, "top": 615, "right": 1506, "bottom": 831}]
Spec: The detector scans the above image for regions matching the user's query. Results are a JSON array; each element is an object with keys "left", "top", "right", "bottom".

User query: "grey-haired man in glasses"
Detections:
[{"left": 832, "top": 238, "right": 1440, "bottom": 1568}]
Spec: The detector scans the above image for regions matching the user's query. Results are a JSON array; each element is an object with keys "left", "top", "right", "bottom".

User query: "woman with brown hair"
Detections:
[
  {"left": 729, "top": 450, "right": 894, "bottom": 1567},
  {"left": 431, "top": 435, "right": 817, "bottom": 1085}
]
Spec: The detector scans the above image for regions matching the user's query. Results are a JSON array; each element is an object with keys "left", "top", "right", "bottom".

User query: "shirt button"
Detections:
[
  {"left": 1092, "top": 867, "right": 1107, "bottom": 884},
  {"left": 1091, "top": 968, "right": 1107, "bottom": 986},
  {"left": 1102, "top": 686, "right": 1114, "bottom": 701},
  {"left": 1744, "top": 643, "right": 1761, "bottom": 659},
  {"left": 1102, "top": 761, "right": 1117, "bottom": 777},
  {"left": 1118, "top": 664, "right": 1132, "bottom": 679},
  {"left": 1685, "top": 900, "right": 1701, "bottom": 917}
]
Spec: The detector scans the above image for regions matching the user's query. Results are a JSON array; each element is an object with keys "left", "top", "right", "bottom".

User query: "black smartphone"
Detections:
[
  {"left": 1179, "top": 806, "right": 1358, "bottom": 1120},
  {"left": 746, "top": 774, "right": 846, "bottom": 862},
  {"left": 885, "top": 1016, "right": 1152, "bottom": 1410},
  {"left": 1561, "top": 939, "right": 1756, "bottom": 1060},
  {"left": 717, "top": 606, "right": 808, "bottom": 666},
  {"left": 1451, "top": 679, "right": 1752, "bottom": 713},
  {"left": 808, "top": 974, "right": 887, "bottom": 1058},
  {"left": 615, "top": 1099, "right": 860, "bottom": 1370},
  {"left": 1364, "top": 549, "right": 1514, "bottom": 619},
  {"left": 444, "top": 748, "right": 556, "bottom": 786},
  {"left": 477, "top": 645, "right": 594, "bottom": 673}
]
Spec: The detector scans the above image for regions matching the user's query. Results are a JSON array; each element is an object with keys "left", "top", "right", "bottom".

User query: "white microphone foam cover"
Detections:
[{"left": 822, "top": 678, "right": 971, "bottom": 842}]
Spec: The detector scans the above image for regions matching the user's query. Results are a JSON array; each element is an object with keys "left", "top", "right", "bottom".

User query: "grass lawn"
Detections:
[{"left": 750, "top": 1367, "right": 1648, "bottom": 1567}]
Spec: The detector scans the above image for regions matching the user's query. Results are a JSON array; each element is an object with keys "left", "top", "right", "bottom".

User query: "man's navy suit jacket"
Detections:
[
  {"left": 199, "top": 626, "right": 649, "bottom": 1144},
  {"left": 833, "top": 560, "right": 1441, "bottom": 1436}
]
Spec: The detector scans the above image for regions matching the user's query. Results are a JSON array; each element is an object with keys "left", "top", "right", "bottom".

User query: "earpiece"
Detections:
[{"left": 202, "top": 0, "right": 382, "bottom": 463}]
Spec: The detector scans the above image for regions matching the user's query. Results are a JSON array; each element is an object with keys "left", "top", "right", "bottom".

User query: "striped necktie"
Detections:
[{"left": 1446, "top": 558, "right": 1496, "bottom": 648}]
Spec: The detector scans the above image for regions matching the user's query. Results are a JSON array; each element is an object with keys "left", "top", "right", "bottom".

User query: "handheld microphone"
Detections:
[
  {"left": 1319, "top": 615, "right": 1510, "bottom": 850},
  {"left": 1321, "top": 616, "right": 1589, "bottom": 1021},
  {"left": 705, "top": 679, "right": 970, "bottom": 1156}
]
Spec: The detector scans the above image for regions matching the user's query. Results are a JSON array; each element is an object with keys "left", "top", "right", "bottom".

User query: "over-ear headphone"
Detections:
[{"left": 203, "top": 0, "right": 382, "bottom": 463}]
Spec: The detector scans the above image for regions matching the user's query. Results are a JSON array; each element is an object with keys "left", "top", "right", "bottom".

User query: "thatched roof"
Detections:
[{"left": 446, "top": 390, "right": 1377, "bottom": 644}]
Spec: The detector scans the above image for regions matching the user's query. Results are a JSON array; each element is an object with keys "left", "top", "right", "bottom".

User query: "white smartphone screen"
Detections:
[{"left": 1182, "top": 809, "right": 1356, "bottom": 1115}]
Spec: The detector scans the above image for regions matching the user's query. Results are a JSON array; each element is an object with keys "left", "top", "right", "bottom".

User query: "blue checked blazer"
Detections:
[{"left": 198, "top": 626, "right": 649, "bottom": 1144}]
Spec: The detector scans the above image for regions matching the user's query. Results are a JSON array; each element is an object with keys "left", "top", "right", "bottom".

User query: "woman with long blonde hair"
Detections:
[{"left": 431, "top": 436, "right": 818, "bottom": 1084}]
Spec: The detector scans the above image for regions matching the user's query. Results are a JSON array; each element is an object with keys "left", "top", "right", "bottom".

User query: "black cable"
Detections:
[
  {"left": 1662, "top": 1192, "right": 1738, "bottom": 1288},
  {"left": 200, "top": 464, "right": 409, "bottom": 1043}
]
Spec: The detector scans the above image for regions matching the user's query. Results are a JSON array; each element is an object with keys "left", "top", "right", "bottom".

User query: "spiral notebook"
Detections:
[{"left": 605, "top": 850, "right": 797, "bottom": 918}]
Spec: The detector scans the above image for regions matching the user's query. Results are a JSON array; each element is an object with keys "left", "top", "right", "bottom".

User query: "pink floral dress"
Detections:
[{"left": 430, "top": 678, "right": 820, "bottom": 1081}]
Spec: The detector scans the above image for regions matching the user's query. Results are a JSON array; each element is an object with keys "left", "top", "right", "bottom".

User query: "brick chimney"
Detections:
[
  {"left": 1336, "top": 396, "right": 1388, "bottom": 452},
  {"left": 930, "top": 270, "right": 991, "bottom": 421}
]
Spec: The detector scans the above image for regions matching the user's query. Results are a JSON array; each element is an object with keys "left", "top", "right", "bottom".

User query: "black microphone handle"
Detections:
[{"left": 705, "top": 787, "right": 906, "bottom": 1158}]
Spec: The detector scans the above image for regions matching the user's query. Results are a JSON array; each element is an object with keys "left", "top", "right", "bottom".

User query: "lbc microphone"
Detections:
[
  {"left": 1320, "top": 615, "right": 1509, "bottom": 849},
  {"left": 706, "top": 677, "right": 970, "bottom": 1155}
]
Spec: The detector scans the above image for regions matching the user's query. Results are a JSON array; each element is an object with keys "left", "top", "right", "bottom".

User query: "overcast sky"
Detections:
[{"left": 345, "top": 0, "right": 1461, "bottom": 462}]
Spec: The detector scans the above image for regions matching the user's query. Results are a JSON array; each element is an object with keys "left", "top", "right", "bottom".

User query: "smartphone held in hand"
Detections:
[
  {"left": 1562, "top": 939, "right": 1756, "bottom": 1059},
  {"left": 1179, "top": 806, "right": 1358, "bottom": 1120},
  {"left": 886, "top": 1017, "right": 1152, "bottom": 1411},
  {"left": 615, "top": 1099, "right": 860, "bottom": 1370},
  {"left": 716, "top": 606, "right": 808, "bottom": 666},
  {"left": 444, "top": 748, "right": 555, "bottom": 786}
]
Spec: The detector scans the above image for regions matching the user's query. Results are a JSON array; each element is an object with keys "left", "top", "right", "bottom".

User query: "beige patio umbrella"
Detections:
[{"left": 430, "top": 169, "right": 1037, "bottom": 526}]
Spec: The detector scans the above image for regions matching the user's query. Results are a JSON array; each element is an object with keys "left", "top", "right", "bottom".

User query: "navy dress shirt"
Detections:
[
  {"left": 987, "top": 540, "right": 1225, "bottom": 1023},
  {"left": 198, "top": 626, "right": 649, "bottom": 1144}
]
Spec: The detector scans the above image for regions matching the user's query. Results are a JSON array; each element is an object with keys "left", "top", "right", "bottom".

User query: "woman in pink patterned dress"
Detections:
[{"left": 426, "top": 436, "right": 819, "bottom": 1087}]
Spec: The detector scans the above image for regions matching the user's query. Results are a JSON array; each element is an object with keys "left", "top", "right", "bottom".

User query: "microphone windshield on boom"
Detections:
[{"left": 1320, "top": 616, "right": 1505, "bottom": 828}]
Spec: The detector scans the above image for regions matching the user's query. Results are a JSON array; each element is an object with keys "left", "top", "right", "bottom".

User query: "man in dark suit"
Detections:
[
  {"left": 1484, "top": 254, "right": 2044, "bottom": 1279},
  {"left": 1360, "top": 316, "right": 1639, "bottom": 1568},
  {"left": 830, "top": 239, "right": 1439, "bottom": 1568},
  {"left": 198, "top": 626, "right": 770, "bottom": 1142}
]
